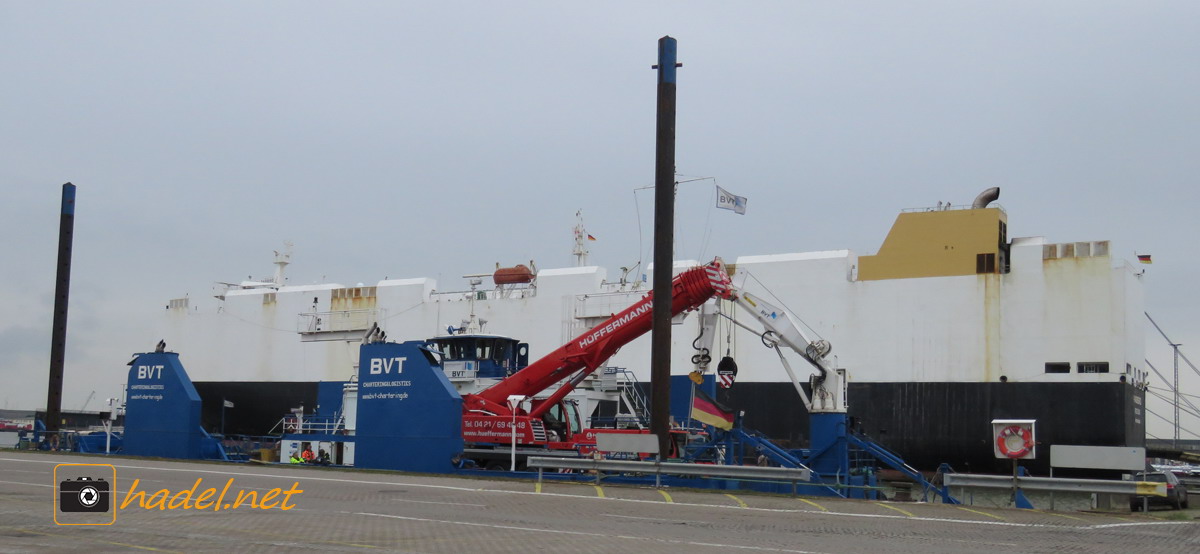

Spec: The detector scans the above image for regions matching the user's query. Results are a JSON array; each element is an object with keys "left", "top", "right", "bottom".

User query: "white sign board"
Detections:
[
  {"left": 595, "top": 433, "right": 660, "bottom": 454},
  {"left": 1050, "top": 445, "right": 1146, "bottom": 471}
]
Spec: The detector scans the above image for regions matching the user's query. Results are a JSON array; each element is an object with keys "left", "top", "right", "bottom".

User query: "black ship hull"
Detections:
[
  {"left": 194, "top": 379, "right": 1144, "bottom": 475},
  {"left": 727, "top": 381, "right": 1144, "bottom": 475}
]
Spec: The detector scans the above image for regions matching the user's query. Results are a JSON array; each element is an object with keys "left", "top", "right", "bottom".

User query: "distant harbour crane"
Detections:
[{"left": 79, "top": 390, "right": 95, "bottom": 412}]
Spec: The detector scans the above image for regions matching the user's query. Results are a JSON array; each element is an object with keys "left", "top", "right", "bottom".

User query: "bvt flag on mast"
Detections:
[{"left": 716, "top": 186, "right": 747, "bottom": 215}]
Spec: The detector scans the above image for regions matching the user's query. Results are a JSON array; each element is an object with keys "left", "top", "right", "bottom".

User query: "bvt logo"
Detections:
[
  {"left": 369, "top": 357, "right": 406, "bottom": 375},
  {"left": 136, "top": 365, "right": 163, "bottom": 379}
]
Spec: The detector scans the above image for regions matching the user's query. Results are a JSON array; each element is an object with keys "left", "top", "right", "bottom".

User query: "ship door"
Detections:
[{"left": 517, "top": 343, "right": 529, "bottom": 369}]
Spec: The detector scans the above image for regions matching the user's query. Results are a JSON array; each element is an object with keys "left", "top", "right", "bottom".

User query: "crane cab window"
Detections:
[{"left": 543, "top": 402, "right": 582, "bottom": 438}]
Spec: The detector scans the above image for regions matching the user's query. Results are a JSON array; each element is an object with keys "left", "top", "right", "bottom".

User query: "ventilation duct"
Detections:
[{"left": 972, "top": 187, "right": 1000, "bottom": 209}]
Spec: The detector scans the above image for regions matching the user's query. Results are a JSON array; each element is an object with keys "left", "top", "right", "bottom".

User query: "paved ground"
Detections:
[{"left": 1, "top": 451, "right": 1197, "bottom": 553}]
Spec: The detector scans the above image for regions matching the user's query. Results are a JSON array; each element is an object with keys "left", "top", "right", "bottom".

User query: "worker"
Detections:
[
  {"left": 317, "top": 448, "right": 331, "bottom": 465},
  {"left": 301, "top": 445, "right": 315, "bottom": 463},
  {"left": 289, "top": 451, "right": 303, "bottom": 464}
]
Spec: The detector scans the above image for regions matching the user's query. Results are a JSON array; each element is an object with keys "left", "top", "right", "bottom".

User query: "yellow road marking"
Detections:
[
  {"left": 724, "top": 493, "right": 747, "bottom": 508},
  {"left": 535, "top": 482, "right": 542, "bottom": 494},
  {"left": 955, "top": 506, "right": 1004, "bottom": 521},
  {"left": 657, "top": 489, "right": 673, "bottom": 503},
  {"left": 593, "top": 485, "right": 605, "bottom": 498},
  {"left": 877, "top": 503, "right": 914, "bottom": 517},
  {"left": 799, "top": 498, "right": 828, "bottom": 512}
]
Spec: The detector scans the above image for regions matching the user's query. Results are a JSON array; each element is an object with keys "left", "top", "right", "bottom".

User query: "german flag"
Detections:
[
  {"left": 691, "top": 387, "right": 734, "bottom": 430},
  {"left": 1137, "top": 254, "right": 1152, "bottom": 264}
]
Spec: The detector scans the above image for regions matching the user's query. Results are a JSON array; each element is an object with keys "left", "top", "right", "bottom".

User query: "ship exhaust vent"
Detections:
[{"left": 972, "top": 187, "right": 1000, "bottom": 209}]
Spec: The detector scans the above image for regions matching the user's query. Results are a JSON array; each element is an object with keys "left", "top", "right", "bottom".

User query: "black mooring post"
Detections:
[
  {"left": 651, "top": 36, "right": 679, "bottom": 458},
  {"left": 45, "top": 182, "right": 76, "bottom": 435}
]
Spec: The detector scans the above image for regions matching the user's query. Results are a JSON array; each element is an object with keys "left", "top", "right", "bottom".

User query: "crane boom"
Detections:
[
  {"left": 462, "top": 258, "right": 734, "bottom": 418},
  {"left": 706, "top": 290, "right": 845, "bottom": 413}
]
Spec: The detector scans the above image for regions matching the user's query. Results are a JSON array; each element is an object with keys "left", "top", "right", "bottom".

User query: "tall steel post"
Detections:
[
  {"left": 45, "top": 182, "right": 77, "bottom": 435},
  {"left": 1172, "top": 342, "right": 1180, "bottom": 447},
  {"left": 651, "top": 36, "right": 679, "bottom": 458}
]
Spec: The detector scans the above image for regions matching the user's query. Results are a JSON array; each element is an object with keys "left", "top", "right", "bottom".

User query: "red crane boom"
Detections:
[{"left": 461, "top": 258, "right": 734, "bottom": 419}]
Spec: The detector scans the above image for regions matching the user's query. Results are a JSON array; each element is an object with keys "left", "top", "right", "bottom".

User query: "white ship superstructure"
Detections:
[
  {"left": 162, "top": 193, "right": 1148, "bottom": 471},
  {"left": 165, "top": 212, "right": 1145, "bottom": 391}
]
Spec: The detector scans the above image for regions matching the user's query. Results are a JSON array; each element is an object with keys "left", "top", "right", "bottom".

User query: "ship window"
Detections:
[
  {"left": 475, "top": 339, "right": 492, "bottom": 361},
  {"left": 1045, "top": 362, "right": 1070, "bottom": 374},
  {"left": 491, "top": 341, "right": 512, "bottom": 366},
  {"left": 1078, "top": 362, "right": 1109, "bottom": 374},
  {"left": 437, "top": 340, "right": 471, "bottom": 361},
  {"left": 976, "top": 253, "right": 996, "bottom": 273}
]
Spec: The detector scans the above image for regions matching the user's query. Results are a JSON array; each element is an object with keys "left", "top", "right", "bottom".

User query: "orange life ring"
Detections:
[{"left": 996, "top": 425, "right": 1033, "bottom": 458}]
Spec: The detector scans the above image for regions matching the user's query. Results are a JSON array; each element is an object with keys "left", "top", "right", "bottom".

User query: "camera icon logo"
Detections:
[
  {"left": 59, "top": 477, "right": 110, "bottom": 512},
  {"left": 53, "top": 464, "right": 116, "bottom": 525}
]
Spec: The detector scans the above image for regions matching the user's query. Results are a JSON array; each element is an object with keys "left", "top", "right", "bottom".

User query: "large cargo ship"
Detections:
[{"left": 161, "top": 189, "right": 1146, "bottom": 473}]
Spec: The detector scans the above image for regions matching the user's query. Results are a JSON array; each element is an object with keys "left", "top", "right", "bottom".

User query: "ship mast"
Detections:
[
  {"left": 273, "top": 242, "right": 293, "bottom": 286},
  {"left": 572, "top": 210, "right": 590, "bottom": 266}
]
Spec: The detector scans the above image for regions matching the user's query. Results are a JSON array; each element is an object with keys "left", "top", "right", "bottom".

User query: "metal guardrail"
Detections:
[
  {"left": 944, "top": 473, "right": 1166, "bottom": 497},
  {"left": 527, "top": 456, "right": 812, "bottom": 489}
]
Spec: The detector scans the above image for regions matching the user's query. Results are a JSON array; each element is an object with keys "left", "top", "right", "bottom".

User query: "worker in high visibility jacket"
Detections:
[
  {"left": 289, "top": 451, "right": 303, "bottom": 464},
  {"left": 301, "top": 445, "right": 315, "bottom": 463}
]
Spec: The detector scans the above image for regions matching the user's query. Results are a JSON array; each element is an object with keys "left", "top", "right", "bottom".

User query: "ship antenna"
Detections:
[{"left": 572, "top": 210, "right": 589, "bottom": 266}]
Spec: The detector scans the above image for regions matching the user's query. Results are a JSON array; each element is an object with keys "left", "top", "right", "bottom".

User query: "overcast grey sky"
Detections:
[{"left": 2, "top": 2, "right": 1197, "bottom": 435}]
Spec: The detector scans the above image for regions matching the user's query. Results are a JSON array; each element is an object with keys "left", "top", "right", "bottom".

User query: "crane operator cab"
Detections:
[
  {"left": 427, "top": 334, "right": 529, "bottom": 380},
  {"left": 537, "top": 399, "right": 582, "bottom": 443}
]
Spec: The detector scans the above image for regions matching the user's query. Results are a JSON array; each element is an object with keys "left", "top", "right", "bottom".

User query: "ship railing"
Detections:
[
  {"left": 587, "top": 415, "right": 646, "bottom": 430},
  {"left": 297, "top": 309, "right": 380, "bottom": 334},
  {"left": 901, "top": 202, "right": 1006, "bottom": 213},
  {"left": 274, "top": 415, "right": 345, "bottom": 436},
  {"left": 430, "top": 286, "right": 536, "bottom": 302},
  {"left": 608, "top": 367, "right": 650, "bottom": 427}
]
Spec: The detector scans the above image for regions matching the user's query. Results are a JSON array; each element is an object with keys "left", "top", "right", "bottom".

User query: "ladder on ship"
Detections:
[{"left": 608, "top": 367, "right": 650, "bottom": 428}]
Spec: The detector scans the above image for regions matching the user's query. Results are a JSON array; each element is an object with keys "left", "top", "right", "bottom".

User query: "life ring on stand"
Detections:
[{"left": 996, "top": 425, "right": 1033, "bottom": 458}]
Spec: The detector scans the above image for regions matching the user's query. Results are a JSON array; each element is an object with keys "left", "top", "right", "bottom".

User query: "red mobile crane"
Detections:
[{"left": 459, "top": 258, "right": 735, "bottom": 457}]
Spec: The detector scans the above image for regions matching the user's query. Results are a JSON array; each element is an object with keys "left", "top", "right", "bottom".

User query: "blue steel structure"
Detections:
[
  {"left": 673, "top": 378, "right": 956, "bottom": 501},
  {"left": 123, "top": 351, "right": 227, "bottom": 460},
  {"left": 353, "top": 341, "right": 464, "bottom": 473}
]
